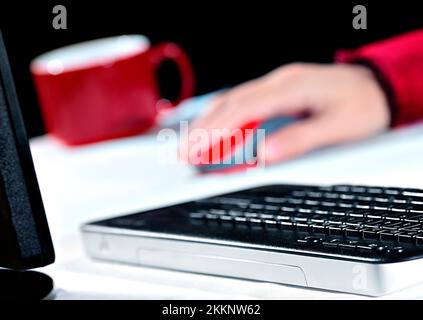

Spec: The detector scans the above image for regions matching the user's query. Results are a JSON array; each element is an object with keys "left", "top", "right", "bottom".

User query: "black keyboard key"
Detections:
[
  {"left": 291, "top": 216, "right": 309, "bottom": 223},
  {"left": 219, "top": 215, "right": 233, "bottom": 222},
  {"left": 392, "top": 196, "right": 410, "bottom": 204},
  {"left": 362, "top": 219, "right": 383, "bottom": 228},
  {"left": 339, "top": 193, "right": 356, "bottom": 200},
  {"left": 197, "top": 197, "right": 249, "bottom": 206},
  {"left": 389, "top": 246, "right": 406, "bottom": 254},
  {"left": 263, "top": 219, "right": 278, "bottom": 228},
  {"left": 209, "top": 209, "right": 226, "bottom": 215},
  {"left": 344, "top": 217, "right": 363, "bottom": 226},
  {"left": 374, "top": 245, "right": 390, "bottom": 253},
  {"left": 384, "top": 188, "right": 401, "bottom": 196},
  {"left": 315, "top": 209, "right": 330, "bottom": 215},
  {"left": 249, "top": 203, "right": 265, "bottom": 210},
  {"left": 357, "top": 195, "right": 373, "bottom": 202},
  {"left": 339, "top": 202, "right": 354, "bottom": 209},
  {"left": 244, "top": 212, "right": 259, "bottom": 218},
  {"left": 328, "top": 226, "right": 345, "bottom": 236},
  {"left": 355, "top": 203, "right": 371, "bottom": 210},
  {"left": 410, "top": 206, "right": 423, "bottom": 213},
  {"left": 288, "top": 198, "right": 304, "bottom": 205},
  {"left": 322, "top": 239, "right": 342, "bottom": 248},
  {"left": 248, "top": 217, "right": 262, "bottom": 224},
  {"left": 297, "top": 235, "right": 324, "bottom": 245},
  {"left": 404, "top": 214, "right": 423, "bottom": 222},
  {"left": 348, "top": 212, "right": 366, "bottom": 218},
  {"left": 305, "top": 235, "right": 324, "bottom": 243},
  {"left": 365, "top": 213, "right": 383, "bottom": 219},
  {"left": 362, "top": 228, "right": 380, "bottom": 240},
  {"left": 259, "top": 214, "right": 275, "bottom": 220},
  {"left": 334, "top": 185, "right": 351, "bottom": 192},
  {"left": 296, "top": 223, "right": 310, "bottom": 232},
  {"left": 367, "top": 187, "right": 384, "bottom": 194},
  {"left": 384, "top": 213, "right": 404, "bottom": 221},
  {"left": 351, "top": 186, "right": 367, "bottom": 193},
  {"left": 228, "top": 210, "right": 244, "bottom": 217},
  {"left": 381, "top": 220, "right": 402, "bottom": 227},
  {"left": 373, "top": 204, "right": 390, "bottom": 211},
  {"left": 233, "top": 216, "right": 249, "bottom": 225},
  {"left": 275, "top": 215, "right": 291, "bottom": 221},
  {"left": 321, "top": 201, "right": 337, "bottom": 207},
  {"left": 345, "top": 228, "right": 362, "bottom": 237},
  {"left": 292, "top": 190, "right": 307, "bottom": 197},
  {"left": 281, "top": 206, "right": 296, "bottom": 213},
  {"left": 397, "top": 232, "right": 417, "bottom": 243},
  {"left": 297, "top": 207, "right": 313, "bottom": 214},
  {"left": 304, "top": 199, "right": 320, "bottom": 206},
  {"left": 306, "top": 191, "right": 323, "bottom": 198},
  {"left": 356, "top": 243, "right": 378, "bottom": 253},
  {"left": 190, "top": 212, "right": 206, "bottom": 219},
  {"left": 380, "top": 231, "right": 396, "bottom": 241},
  {"left": 374, "top": 196, "right": 390, "bottom": 203},
  {"left": 280, "top": 221, "right": 295, "bottom": 230},
  {"left": 400, "top": 222, "right": 421, "bottom": 230},
  {"left": 339, "top": 240, "right": 358, "bottom": 250},
  {"left": 415, "top": 234, "right": 423, "bottom": 245},
  {"left": 264, "top": 196, "right": 287, "bottom": 204},
  {"left": 264, "top": 205, "right": 279, "bottom": 212},
  {"left": 206, "top": 213, "right": 221, "bottom": 220},
  {"left": 311, "top": 224, "right": 326, "bottom": 234},
  {"left": 310, "top": 216, "right": 325, "bottom": 223},
  {"left": 403, "top": 189, "right": 423, "bottom": 197},
  {"left": 317, "top": 186, "right": 334, "bottom": 192},
  {"left": 330, "top": 209, "right": 348, "bottom": 216},
  {"left": 390, "top": 205, "right": 408, "bottom": 213},
  {"left": 323, "top": 192, "right": 339, "bottom": 199}
]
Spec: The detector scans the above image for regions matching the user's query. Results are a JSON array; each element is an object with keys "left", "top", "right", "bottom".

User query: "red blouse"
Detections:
[{"left": 336, "top": 29, "right": 423, "bottom": 127}]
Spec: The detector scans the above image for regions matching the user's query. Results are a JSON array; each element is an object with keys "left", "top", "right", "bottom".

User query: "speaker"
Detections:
[{"left": 0, "top": 31, "right": 54, "bottom": 270}]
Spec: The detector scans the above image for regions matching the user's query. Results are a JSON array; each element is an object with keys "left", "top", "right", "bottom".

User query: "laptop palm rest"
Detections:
[{"left": 137, "top": 247, "right": 308, "bottom": 286}]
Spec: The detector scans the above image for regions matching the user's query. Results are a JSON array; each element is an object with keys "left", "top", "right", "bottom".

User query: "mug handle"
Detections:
[{"left": 149, "top": 42, "right": 195, "bottom": 109}]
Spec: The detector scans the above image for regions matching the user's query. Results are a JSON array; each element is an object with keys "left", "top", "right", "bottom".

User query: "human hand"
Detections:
[{"left": 181, "top": 63, "right": 390, "bottom": 165}]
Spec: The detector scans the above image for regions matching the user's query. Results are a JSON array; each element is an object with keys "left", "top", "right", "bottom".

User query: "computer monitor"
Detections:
[{"left": 0, "top": 30, "right": 54, "bottom": 271}]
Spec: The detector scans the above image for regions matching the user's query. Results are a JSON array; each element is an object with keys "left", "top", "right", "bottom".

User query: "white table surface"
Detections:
[{"left": 30, "top": 93, "right": 423, "bottom": 299}]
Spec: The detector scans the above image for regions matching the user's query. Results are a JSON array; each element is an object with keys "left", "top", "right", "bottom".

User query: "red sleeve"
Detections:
[{"left": 335, "top": 29, "right": 423, "bottom": 127}]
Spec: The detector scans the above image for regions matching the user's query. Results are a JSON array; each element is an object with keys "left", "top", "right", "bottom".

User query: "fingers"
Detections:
[
  {"left": 195, "top": 66, "right": 310, "bottom": 132},
  {"left": 179, "top": 62, "right": 390, "bottom": 167},
  {"left": 189, "top": 93, "right": 227, "bottom": 130},
  {"left": 191, "top": 77, "right": 268, "bottom": 131},
  {"left": 179, "top": 65, "right": 314, "bottom": 166},
  {"left": 257, "top": 114, "right": 349, "bottom": 164},
  {"left": 183, "top": 65, "right": 314, "bottom": 156}
]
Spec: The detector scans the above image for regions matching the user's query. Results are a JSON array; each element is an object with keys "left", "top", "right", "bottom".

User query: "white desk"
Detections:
[{"left": 30, "top": 94, "right": 423, "bottom": 299}]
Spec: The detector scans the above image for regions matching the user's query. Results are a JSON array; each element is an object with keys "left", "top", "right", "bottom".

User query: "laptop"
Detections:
[
  {"left": 0, "top": 31, "right": 55, "bottom": 299},
  {"left": 82, "top": 181, "right": 423, "bottom": 296}
]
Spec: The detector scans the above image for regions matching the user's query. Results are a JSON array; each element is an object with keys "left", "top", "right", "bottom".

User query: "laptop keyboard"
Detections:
[{"left": 189, "top": 185, "right": 423, "bottom": 258}]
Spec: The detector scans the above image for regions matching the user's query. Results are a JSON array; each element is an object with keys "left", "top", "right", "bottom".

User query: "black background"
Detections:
[{"left": 0, "top": 1, "right": 421, "bottom": 137}]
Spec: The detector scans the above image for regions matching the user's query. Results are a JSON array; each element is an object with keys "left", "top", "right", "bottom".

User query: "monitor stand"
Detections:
[{"left": 0, "top": 269, "right": 54, "bottom": 299}]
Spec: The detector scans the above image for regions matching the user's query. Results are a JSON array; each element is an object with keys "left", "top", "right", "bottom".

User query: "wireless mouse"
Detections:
[{"left": 194, "top": 116, "right": 299, "bottom": 173}]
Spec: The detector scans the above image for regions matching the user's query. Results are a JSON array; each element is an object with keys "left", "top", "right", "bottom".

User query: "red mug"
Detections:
[{"left": 30, "top": 35, "right": 195, "bottom": 146}]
